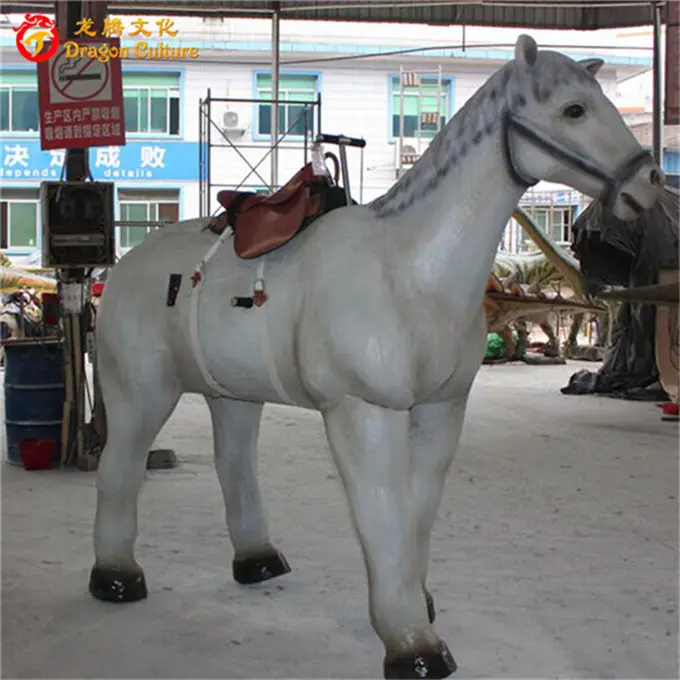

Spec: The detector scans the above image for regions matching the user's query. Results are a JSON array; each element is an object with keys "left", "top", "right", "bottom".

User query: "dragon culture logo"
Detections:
[{"left": 14, "top": 13, "right": 60, "bottom": 63}]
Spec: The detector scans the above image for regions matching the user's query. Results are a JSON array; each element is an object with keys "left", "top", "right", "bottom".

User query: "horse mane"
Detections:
[{"left": 370, "top": 52, "right": 598, "bottom": 219}]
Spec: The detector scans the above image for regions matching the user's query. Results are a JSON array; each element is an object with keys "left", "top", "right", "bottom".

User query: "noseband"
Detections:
[{"left": 503, "top": 111, "right": 653, "bottom": 212}]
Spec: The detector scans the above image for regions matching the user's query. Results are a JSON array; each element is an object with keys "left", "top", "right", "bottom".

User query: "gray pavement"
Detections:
[{"left": 1, "top": 362, "right": 678, "bottom": 678}]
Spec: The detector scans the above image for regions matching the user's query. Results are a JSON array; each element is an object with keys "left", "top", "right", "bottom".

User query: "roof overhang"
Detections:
[{"left": 0, "top": 1, "right": 671, "bottom": 31}]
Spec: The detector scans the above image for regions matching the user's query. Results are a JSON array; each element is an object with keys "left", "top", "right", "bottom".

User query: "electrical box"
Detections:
[{"left": 40, "top": 181, "right": 115, "bottom": 268}]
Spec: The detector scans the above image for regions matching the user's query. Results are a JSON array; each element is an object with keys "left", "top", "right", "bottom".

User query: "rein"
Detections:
[{"left": 503, "top": 111, "right": 653, "bottom": 212}]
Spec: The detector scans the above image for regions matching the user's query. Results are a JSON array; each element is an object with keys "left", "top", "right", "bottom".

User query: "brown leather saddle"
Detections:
[{"left": 211, "top": 162, "right": 348, "bottom": 259}]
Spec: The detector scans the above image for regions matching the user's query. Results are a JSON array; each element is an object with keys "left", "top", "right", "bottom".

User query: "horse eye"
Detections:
[{"left": 563, "top": 103, "right": 586, "bottom": 119}]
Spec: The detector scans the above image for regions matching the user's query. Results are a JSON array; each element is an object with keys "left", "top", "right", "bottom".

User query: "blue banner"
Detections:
[
  {"left": 0, "top": 139, "right": 199, "bottom": 182},
  {"left": 663, "top": 150, "right": 679, "bottom": 175}
]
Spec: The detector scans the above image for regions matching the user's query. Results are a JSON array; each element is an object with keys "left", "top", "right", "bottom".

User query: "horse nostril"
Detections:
[
  {"left": 621, "top": 191, "right": 645, "bottom": 214},
  {"left": 650, "top": 168, "right": 666, "bottom": 187}
]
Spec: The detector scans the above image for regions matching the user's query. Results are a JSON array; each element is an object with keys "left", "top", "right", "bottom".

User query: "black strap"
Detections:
[{"left": 503, "top": 112, "right": 538, "bottom": 188}]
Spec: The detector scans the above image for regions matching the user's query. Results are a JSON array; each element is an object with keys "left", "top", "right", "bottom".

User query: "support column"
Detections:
[
  {"left": 56, "top": 0, "right": 92, "bottom": 471},
  {"left": 59, "top": 1, "right": 89, "bottom": 183},
  {"left": 665, "top": 0, "right": 679, "bottom": 126},
  {"left": 270, "top": 4, "right": 280, "bottom": 191},
  {"left": 652, "top": 1, "right": 664, "bottom": 164}
]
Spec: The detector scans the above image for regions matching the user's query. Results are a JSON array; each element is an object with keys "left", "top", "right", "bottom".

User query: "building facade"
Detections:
[{"left": 0, "top": 13, "right": 660, "bottom": 262}]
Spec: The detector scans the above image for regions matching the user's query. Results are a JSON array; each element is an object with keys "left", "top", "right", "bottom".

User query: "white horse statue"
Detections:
[{"left": 90, "top": 35, "right": 663, "bottom": 678}]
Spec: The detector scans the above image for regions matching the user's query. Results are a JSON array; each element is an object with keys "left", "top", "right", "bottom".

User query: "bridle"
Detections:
[{"left": 503, "top": 111, "right": 654, "bottom": 213}]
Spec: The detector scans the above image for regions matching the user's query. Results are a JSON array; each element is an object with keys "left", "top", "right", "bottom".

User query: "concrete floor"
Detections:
[{"left": 1, "top": 362, "right": 678, "bottom": 679}]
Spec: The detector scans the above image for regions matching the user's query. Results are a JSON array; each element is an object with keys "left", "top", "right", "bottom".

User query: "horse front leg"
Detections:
[
  {"left": 323, "top": 395, "right": 457, "bottom": 679},
  {"left": 206, "top": 397, "right": 291, "bottom": 584},
  {"left": 409, "top": 395, "right": 471, "bottom": 625}
]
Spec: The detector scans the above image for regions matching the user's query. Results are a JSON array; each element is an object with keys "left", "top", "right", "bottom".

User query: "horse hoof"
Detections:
[
  {"left": 425, "top": 589, "right": 436, "bottom": 623},
  {"left": 384, "top": 640, "right": 457, "bottom": 679},
  {"left": 89, "top": 565, "right": 148, "bottom": 603},
  {"left": 232, "top": 549, "right": 291, "bottom": 585}
]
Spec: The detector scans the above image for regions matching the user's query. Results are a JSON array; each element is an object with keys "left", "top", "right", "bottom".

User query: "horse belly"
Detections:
[{"left": 189, "top": 265, "right": 314, "bottom": 408}]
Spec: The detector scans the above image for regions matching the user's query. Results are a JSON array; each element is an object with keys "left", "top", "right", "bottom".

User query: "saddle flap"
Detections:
[
  {"left": 234, "top": 188, "right": 319, "bottom": 259},
  {"left": 217, "top": 190, "right": 240, "bottom": 210},
  {"left": 260, "top": 164, "right": 316, "bottom": 207}
]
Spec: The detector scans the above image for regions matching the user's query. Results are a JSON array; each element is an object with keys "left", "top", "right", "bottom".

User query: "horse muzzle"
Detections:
[{"left": 607, "top": 154, "right": 665, "bottom": 222}]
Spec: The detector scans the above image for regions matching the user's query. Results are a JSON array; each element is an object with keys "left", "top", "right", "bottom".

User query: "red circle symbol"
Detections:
[
  {"left": 14, "top": 14, "right": 60, "bottom": 63},
  {"left": 50, "top": 49, "right": 110, "bottom": 102}
]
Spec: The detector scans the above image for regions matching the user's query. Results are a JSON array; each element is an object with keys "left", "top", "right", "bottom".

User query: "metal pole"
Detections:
[
  {"left": 398, "top": 65, "right": 405, "bottom": 178},
  {"left": 303, "top": 109, "right": 308, "bottom": 165},
  {"left": 652, "top": 1, "right": 664, "bottom": 165},
  {"left": 57, "top": 0, "right": 85, "bottom": 470},
  {"left": 199, "top": 96, "right": 204, "bottom": 217},
  {"left": 61, "top": 1, "right": 89, "bottom": 185},
  {"left": 55, "top": 0, "right": 106, "bottom": 471},
  {"left": 317, "top": 92, "right": 322, "bottom": 136},
  {"left": 271, "top": 4, "right": 280, "bottom": 191},
  {"left": 436, "top": 64, "right": 442, "bottom": 136},
  {"left": 665, "top": 0, "right": 679, "bottom": 126},
  {"left": 207, "top": 88, "right": 212, "bottom": 215},
  {"left": 359, "top": 145, "right": 364, "bottom": 204}
]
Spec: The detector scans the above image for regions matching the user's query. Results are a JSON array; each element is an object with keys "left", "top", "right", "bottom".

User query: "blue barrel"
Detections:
[{"left": 3, "top": 339, "right": 65, "bottom": 467}]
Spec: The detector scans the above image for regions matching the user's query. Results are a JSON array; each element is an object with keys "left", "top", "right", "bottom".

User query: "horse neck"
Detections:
[{"left": 386, "top": 131, "right": 526, "bottom": 317}]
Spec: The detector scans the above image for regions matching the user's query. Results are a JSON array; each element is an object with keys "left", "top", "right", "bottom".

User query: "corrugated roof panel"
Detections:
[{"left": 0, "top": 1, "right": 667, "bottom": 29}]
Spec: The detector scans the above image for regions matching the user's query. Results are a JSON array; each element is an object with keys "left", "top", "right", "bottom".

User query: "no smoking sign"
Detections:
[
  {"left": 49, "top": 47, "right": 112, "bottom": 104},
  {"left": 38, "top": 37, "right": 125, "bottom": 151}
]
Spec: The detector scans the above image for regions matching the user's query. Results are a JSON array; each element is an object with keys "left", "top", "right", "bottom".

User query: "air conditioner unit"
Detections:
[{"left": 222, "top": 109, "right": 246, "bottom": 136}]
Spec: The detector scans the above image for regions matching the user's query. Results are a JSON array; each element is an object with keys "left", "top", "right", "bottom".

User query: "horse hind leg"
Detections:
[
  {"left": 89, "top": 355, "right": 181, "bottom": 603},
  {"left": 206, "top": 397, "right": 291, "bottom": 584}
]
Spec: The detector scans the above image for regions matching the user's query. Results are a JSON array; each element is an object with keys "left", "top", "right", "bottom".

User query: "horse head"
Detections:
[{"left": 504, "top": 34, "right": 664, "bottom": 222}]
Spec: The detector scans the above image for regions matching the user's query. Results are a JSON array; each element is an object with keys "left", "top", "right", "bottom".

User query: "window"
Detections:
[
  {"left": 662, "top": 150, "right": 679, "bottom": 189},
  {"left": 0, "top": 190, "right": 39, "bottom": 249},
  {"left": 118, "top": 189, "right": 180, "bottom": 251},
  {"left": 122, "top": 73, "right": 180, "bottom": 136},
  {"left": 517, "top": 205, "right": 577, "bottom": 252},
  {"left": 666, "top": 174, "right": 679, "bottom": 189},
  {"left": 391, "top": 75, "right": 450, "bottom": 139},
  {"left": 256, "top": 73, "right": 317, "bottom": 138},
  {"left": 0, "top": 71, "right": 180, "bottom": 136},
  {"left": 0, "top": 72, "right": 39, "bottom": 133}
]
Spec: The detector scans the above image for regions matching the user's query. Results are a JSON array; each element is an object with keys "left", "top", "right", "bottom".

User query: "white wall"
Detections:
[
  {"left": 179, "top": 52, "right": 622, "bottom": 215},
  {"left": 0, "top": 8, "right": 649, "bottom": 231}
]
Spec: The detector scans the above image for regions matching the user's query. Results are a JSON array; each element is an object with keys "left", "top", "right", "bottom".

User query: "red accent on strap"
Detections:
[
  {"left": 253, "top": 290, "right": 267, "bottom": 307},
  {"left": 91, "top": 282, "right": 105, "bottom": 297},
  {"left": 657, "top": 402, "right": 680, "bottom": 416}
]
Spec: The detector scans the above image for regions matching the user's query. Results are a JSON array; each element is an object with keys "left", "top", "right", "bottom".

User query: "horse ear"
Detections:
[
  {"left": 515, "top": 34, "right": 538, "bottom": 69},
  {"left": 580, "top": 58, "right": 604, "bottom": 77}
]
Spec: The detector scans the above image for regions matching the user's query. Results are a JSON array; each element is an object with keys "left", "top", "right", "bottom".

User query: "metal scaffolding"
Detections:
[{"left": 198, "top": 90, "right": 322, "bottom": 218}]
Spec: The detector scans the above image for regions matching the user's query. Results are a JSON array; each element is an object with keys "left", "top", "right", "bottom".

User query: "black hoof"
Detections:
[
  {"left": 89, "top": 565, "right": 148, "bottom": 603},
  {"left": 384, "top": 640, "right": 457, "bottom": 679},
  {"left": 425, "top": 589, "right": 436, "bottom": 624},
  {"left": 232, "top": 549, "right": 291, "bottom": 585}
]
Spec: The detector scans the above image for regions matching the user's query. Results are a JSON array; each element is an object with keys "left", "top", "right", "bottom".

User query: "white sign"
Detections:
[{"left": 47, "top": 44, "right": 113, "bottom": 106}]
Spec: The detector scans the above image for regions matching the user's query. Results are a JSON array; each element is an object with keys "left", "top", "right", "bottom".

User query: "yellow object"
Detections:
[
  {"left": 510, "top": 206, "right": 589, "bottom": 300},
  {"left": 1, "top": 264, "right": 57, "bottom": 296}
]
